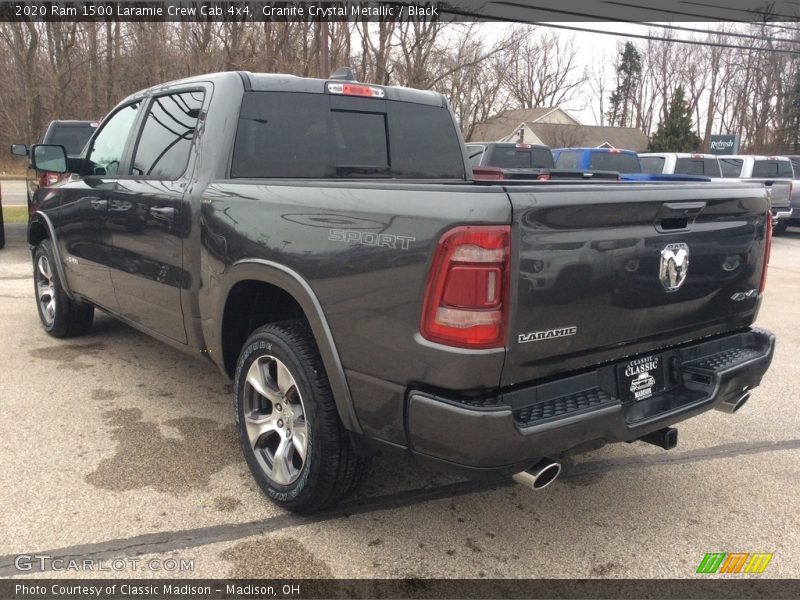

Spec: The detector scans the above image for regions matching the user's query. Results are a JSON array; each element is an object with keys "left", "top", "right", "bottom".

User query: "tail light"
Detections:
[
  {"left": 760, "top": 209, "right": 772, "bottom": 294},
  {"left": 326, "top": 82, "right": 385, "bottom": 98},
  {"left": 471, "top": 167, "right": 505, "bottom": 181},
  {"left": 420, "top": 225, "right": 511, "bottom": 349},
  {"left": 537, "top": 173, "right": 551, "bottom": 181},
  {"left": 38, "top": 171, "right": 66, "bottom": 188}
]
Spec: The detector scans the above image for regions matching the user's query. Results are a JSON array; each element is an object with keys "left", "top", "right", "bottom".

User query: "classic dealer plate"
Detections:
[{"left": 617, "top": 354, "right": 665, "bottom": 402}]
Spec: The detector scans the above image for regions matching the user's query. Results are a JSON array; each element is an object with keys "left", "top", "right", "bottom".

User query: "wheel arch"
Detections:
[
  {"left": 213, "top": 259, "right": 362, "bottom": 434},
  {"left": 28, "top": 212, "right": 75, "bottom": 300}
]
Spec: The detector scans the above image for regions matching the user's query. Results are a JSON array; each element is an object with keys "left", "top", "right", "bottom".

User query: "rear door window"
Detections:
[
  {"left": 231, "top": 92, "right": 465, "bottom": 179},
  {"left": 131, "top": 91, "right": 204, "bottom": 179}
]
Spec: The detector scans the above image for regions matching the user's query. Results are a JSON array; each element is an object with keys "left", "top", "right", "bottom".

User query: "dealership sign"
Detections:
[{"left": 709, "top": 134, "right": 740, "bottom": 155}]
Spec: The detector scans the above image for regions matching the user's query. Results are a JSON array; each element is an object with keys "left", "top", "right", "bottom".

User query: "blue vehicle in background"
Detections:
[{"left": 551, "top": 147, "right": 710, "bottom": 182}]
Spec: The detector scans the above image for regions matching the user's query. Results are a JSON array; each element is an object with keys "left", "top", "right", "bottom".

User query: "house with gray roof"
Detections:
[{"left": 468, "top": 107, "right": 649, "bottom": 152}]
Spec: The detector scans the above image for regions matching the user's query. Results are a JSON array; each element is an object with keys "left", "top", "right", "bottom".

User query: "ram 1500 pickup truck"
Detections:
[
  {"left": 466, "top": 142, "right": 618, "bottom": 181},
  {"left": 27, "top": 71, "right": 775, "bottom": 513}
]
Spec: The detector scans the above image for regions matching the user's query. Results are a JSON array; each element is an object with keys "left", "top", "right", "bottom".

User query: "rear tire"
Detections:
[
  {"left": 33, "top": 239, "right": 94, "bottom": 338},
  {"left": 234, "top": 320, "right": 369, "bottom": 513}
]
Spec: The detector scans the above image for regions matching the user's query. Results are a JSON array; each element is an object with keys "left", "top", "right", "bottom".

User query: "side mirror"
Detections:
[
  {"left": 9, "top": 144, "right": 28, "bottom": 157},
  {"left": 30, "top": 144, "right": 67, "bottom": 174}
]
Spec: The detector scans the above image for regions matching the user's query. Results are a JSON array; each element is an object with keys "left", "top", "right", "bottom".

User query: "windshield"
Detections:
[{"left": 487, "top": 146, "right": 554, "bottom": 169}]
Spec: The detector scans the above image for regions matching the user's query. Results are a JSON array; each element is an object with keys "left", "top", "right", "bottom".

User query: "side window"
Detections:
[
  {"left": 87, "top": 103, "right": 140, "bottom": 176},
  {"left": 466, "top": 145, "right": 485, "bottom": 166},
  {"left": 131, "top": 91, "right": 204, "bottom": 179}
]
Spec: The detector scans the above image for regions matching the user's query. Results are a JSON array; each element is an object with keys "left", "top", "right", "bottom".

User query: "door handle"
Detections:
[
  {"left": 90, "top": 198, "right": 107, "bottom": 210},
  {"left": 149, "top": 206, "right": 176, "bottom": 221}
]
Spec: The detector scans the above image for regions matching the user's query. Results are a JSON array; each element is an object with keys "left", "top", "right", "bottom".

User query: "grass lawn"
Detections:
[{"left": 2, "top": 206, "right": 28, "bottom": 224}]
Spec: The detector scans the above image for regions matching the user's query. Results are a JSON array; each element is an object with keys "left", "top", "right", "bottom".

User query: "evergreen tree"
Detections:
[
  {"left": 648, "top": 87, "right": 701, "bottom": 152},
  {"left": 607, "top": 42, "right": 641, "bottom": 128},
  {"left": 781, "top": 70, "right": 800, "bottom": 153}
]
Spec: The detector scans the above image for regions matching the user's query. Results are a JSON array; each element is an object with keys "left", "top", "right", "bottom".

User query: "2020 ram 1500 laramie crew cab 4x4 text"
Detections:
[{"left": 27, "top": 71, "right": 775, "bottom": 512}]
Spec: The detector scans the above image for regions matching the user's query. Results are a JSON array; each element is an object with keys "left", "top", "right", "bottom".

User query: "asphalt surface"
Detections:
[
  {"left": 0, "top": 222, "right": 798, "bottom": 580},
  {"left": 0, "top": 179, "right": 26, "bottom": 206}
]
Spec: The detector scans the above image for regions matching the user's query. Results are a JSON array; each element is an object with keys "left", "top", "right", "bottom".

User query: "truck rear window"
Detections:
[
  {"left": 752, "top": 160, "right": 793, "bottom": 178},
  {"left": 231, "top": 92, "right": 465, "bottom": 179},
  {"left": 674, "top": 158, "right": 722, "bottom": 177},
  {"left": 46, "top": 123, "right": 96, "bottom": 155},
  {"left": 489, "top": 147, "right": 553, "bottom": 169},
  {"left": 589, "top": 152, "right": 640, "bottom": 173}
]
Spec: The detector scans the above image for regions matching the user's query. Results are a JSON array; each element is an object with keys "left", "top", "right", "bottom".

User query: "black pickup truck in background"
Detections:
[
  {"left": 27, "top": 71, "right": 774, "bottom": 512},
  {"left": 10, "top": 119, "right": 98, "bottom": 204},
  {"left": 466, "top": 141, "right": 619, "bottom": 181}
]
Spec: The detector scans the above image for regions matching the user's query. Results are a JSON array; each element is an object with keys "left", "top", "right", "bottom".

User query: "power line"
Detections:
[{"left": 471, "top": 3, "right": 800, "bottom": 53}]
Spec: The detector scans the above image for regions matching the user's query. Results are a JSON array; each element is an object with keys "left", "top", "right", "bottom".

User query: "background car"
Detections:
[{"left": 9, "top": 120, "right": 97, "bottom": 205}]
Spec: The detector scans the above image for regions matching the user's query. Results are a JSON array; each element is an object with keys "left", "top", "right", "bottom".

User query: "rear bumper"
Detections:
[
  {"left": 772, "top": 207, "right": 793, "bottom": 220},
  {"left": 406, "top": 328, "right": 774, "bottom": 474}
]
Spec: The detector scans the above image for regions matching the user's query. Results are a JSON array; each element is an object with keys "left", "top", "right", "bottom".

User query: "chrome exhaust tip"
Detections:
[
  {"left": 717, "top": 391, "right": 751, "bottom": 414},
  {"left": 512, "top": 458, "right": 562, "bottom": 490}
]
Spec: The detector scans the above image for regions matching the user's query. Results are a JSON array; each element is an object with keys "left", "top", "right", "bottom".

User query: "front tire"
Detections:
[
  {"left": 33, "top": 239, "right": 94, "bottom": 337},
  {"left": 234, "top": 320, "right": 369, "bottom": 513}
]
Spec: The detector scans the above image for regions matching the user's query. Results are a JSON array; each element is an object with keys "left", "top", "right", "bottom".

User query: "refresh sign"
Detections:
[{"left": 709, "top": 134, "right": 740, "bottom": 155}]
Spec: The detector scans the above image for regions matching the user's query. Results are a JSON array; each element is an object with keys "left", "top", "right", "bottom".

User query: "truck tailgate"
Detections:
[{"left": 502, "top": 183, "right": 770, "bottom": 387}]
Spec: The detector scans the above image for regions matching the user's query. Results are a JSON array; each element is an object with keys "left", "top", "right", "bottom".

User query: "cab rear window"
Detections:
[
  {"left": 231, "top": 92, "right": 465, "bottom": 179},
  {"left": 752, "top": 160, "right": 793, "bottom": 178},
  {"left": 674, "top": 158, "right": 722, "bottom": 177},
  {"left": 589, "top": 152, "right": 640, "bottom": 173}
]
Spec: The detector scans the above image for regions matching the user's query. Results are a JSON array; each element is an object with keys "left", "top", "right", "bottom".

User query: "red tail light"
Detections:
[
  {"left": 38, "top": 171, "right": 66, "bottom": 188},
  {"left": 421, "top": 225, "right": 511, "bottom": 349},
  {"left": 472, "top": 167, "right": 505, "bottom": 181},
  {"left": 537, "top": 173, "right": 551, "bottom": 181},
  {"left": 760, "top": 209, "right": 772, "bottom": 294}
]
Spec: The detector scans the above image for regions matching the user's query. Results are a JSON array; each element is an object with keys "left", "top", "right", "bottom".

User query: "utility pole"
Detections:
[{"left": 320, "top": 22, "right": 330, "bottom": 77}]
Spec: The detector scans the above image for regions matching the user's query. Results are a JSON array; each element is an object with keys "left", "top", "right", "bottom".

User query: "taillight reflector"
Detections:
[
  {"left": 472, "top": 167, "right": 505, "bottom": 181},
  {"left": 421, "top": 226, "right": 511, "bottom": 349},
  {"left": 760, "top": 209, "right": 772, "bottom": 294}
]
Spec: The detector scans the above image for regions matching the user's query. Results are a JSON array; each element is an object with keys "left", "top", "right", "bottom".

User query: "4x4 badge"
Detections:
[{"left": 659, "top": 243, "right": 689, "bottom": 292}]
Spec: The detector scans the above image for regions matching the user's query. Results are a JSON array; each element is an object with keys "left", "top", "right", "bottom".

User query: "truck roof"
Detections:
[
  {"left": 640, "top": 152, "right": 718, "bottom": 159},
  {"left": 724, "top": 154, "right": 791, "bottom": 162},
  {"left": 120, "top": 71, "right": 445, "bottom": 108}
]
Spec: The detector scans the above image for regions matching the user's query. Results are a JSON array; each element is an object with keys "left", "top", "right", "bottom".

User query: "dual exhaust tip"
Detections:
[
  {"left": 716, "top": 391, "right": 751, "bottom": 414},
  {"left": 512, "top": 458, "right": 561, "bottom": 490}
]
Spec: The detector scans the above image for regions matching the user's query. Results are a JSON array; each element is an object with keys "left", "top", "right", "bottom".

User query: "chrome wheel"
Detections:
[
  {"left": 36, "top": 255, "right": 56, "bottom": 326},
  {"left": 243, "top": 354, "right": 308, "bottom": 485}
]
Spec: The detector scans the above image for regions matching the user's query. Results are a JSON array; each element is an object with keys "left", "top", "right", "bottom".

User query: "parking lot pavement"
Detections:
[
  {"left": 0, "top": 180, "right": 26, "bottom": 206},
  {"left": 1, "top": 222, "right": 798, "bottom": 580}
]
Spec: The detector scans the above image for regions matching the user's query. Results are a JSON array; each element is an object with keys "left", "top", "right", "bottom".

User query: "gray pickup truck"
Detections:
[
  {"left": 719, "top": 154, "right": 793, "bottom": 233},
  {"left": 27, "top": 71, "right": 775, "bottom": 512}
]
